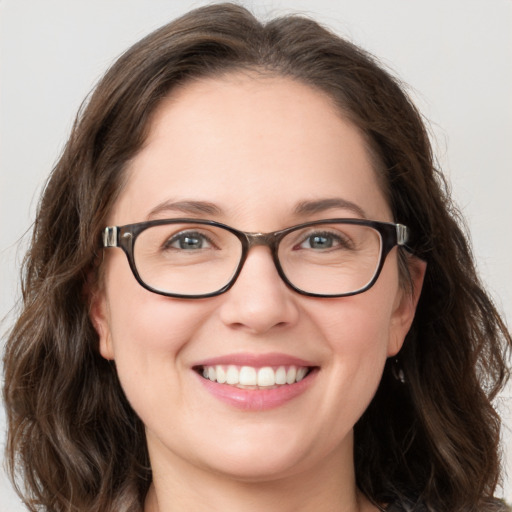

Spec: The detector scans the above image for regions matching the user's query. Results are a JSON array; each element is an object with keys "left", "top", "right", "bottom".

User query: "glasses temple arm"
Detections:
[{"left": 102, "top": 226, "right": 119, "bottom": 248}]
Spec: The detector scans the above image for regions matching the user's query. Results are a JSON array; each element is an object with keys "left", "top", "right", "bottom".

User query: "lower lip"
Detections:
[{"left": 195, "top": 370, "right": 317, "bottom": 411}]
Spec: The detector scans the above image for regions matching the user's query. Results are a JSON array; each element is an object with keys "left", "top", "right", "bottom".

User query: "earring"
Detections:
[{"left": 391, "top": 358, "right": 406, "bottom": 384}]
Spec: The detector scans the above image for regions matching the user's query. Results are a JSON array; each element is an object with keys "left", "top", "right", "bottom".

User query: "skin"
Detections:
[{"left": 91, "top": 73, "right": 425, "bottom": 512}]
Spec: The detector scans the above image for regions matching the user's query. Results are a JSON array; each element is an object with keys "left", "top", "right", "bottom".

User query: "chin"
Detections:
[
  {"left": 191, "top": 423, "right": 344, "bottom": 484},
  {"left": 203, "top": 452, "right": 308, "bottom": 483}
]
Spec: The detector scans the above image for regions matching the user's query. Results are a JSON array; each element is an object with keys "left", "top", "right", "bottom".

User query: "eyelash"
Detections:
[
  {"left": 296, "top": 230, "right": 352, "bottom": 250},
  {"left": 164, "top": 231, "right": 215, "bottom": 250}
]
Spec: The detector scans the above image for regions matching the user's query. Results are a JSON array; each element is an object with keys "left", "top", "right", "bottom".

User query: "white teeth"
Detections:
[
  {"left": 286, "top": 366, "right": 297, "bottom": 385},
  {"left": 226, "top": 365, "right": 239, "bottom": 385},
  {"left": 296, "top": 367, "right": 308, "bottom": 382},
  {"left": 216, "top": 365, "right": 227, "bottom": 384},
  {"left": 257, "top": 367, "right": 275, "bottom": 387},
  {"left": 239, "top": 366, "right": 257, "bottom": 386},
  {"left": 200, "top": 364, "right": 310, "bottom": 387},
  {"left": 275, "top": 366, "right": 287, "bottom": 385}
]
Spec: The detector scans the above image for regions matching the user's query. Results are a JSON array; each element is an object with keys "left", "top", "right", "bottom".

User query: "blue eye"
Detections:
[
  {"left": 299, "top": 231, "right": 345, "bottom": 250},
  {"left": 167, "top": 231, "right": 212, "bottom": 250},
  {"left": 306, "top": 234, "right": 334, "bottom": 249}
]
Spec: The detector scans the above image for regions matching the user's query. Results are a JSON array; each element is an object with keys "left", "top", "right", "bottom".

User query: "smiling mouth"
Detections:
[{"left": 195, "top": 364, "right": 315, "bottom": 389}]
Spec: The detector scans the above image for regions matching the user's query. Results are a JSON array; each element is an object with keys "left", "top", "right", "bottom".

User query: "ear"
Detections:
[
  {"left": 89, "top": 285, "right": 115, "bottom": 361},
  {"left": 387, "top": 256, "right": 426, "bottom": 357}
]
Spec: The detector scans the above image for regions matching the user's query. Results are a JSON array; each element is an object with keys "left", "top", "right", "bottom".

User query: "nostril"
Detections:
[{"left": 229, "top": 322, "right": 247, "bottom": 331}]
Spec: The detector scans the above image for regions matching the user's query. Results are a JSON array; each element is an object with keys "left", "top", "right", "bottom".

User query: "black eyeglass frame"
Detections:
[{"left": 102, "top": 218, "right": 410, "bottom": 299}]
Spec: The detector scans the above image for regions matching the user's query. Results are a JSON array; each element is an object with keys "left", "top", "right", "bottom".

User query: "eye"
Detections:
[
  {"left": 165, "top": 231, "right": 213, "bottom": 251},
  {"left": 297, "top": 231, "right": 350, "bottom": 250}
]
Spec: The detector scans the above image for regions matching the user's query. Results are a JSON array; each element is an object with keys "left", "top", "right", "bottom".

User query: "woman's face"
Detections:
[{"left": 92, "top": 73, "right": 422, "bottom": 483}]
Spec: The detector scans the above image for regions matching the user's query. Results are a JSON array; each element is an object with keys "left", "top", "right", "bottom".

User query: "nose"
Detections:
[{"left": 218, "top": 246, "right": 300, "bottom": 335}]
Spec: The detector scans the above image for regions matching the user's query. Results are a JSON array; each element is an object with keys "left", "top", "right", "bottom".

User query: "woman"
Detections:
[{"left": 3, "top": 3, "right": 510, "bottom": 512}]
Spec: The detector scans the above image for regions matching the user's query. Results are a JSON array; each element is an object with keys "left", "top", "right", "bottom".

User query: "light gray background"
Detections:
[{"left": 1, "top": 0, "right": 510, "bottom": 509}]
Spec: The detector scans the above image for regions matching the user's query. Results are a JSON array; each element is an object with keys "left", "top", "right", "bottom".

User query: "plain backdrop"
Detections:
[{"left": 1, "top": 0, "right": 511, "bottom": 509}]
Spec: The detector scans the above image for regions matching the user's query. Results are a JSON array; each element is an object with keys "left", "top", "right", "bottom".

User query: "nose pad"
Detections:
[{"left": 218, "top": 246, "right": 300, "bottom": 334}]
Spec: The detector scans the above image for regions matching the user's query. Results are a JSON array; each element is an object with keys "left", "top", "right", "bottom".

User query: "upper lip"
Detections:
[{"left": 193, "top": 352, "right": 317, "bottom": 369}]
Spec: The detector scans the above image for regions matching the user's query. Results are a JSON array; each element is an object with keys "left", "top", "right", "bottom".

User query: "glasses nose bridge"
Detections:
[
  {"left": 244, "top": 231, "right": 279, "bottom": 252},
  {"left": 235, "top": 231, "right": 284, "bottom": 287}
]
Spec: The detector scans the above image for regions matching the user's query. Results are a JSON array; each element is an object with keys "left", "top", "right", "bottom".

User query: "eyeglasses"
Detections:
[{"left": 102, "top": 218, "right": 409, "bottom": 299}]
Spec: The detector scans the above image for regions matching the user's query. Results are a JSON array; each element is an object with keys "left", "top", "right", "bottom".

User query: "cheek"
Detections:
[
  {"left": 312, "top": 287, "right": 396, "bottom": 359},
  {"left": 102, "top": 254, "right": 214, "bottom": 387},
  {"left": 291, "top": 292, "right": 395, "bottom": 457},
  {"left": 105, "top": 290, "right": 220, "bottom": 430},
  {"left": 321, "top": 300, "right": 391, "bottom": 393},
  {"left": 308, "top": 272, "right": 399, "bottom": 407},
  {"left": 107, "top": 296, "right": 218, "bottom": 370}
]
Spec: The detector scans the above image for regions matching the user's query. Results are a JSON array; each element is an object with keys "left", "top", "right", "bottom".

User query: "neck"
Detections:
[{"left": 144, "top": 435, "right": 376, "bottom": 512}]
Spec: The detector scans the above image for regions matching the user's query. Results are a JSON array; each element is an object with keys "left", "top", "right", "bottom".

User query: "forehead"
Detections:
[{"left": 111, "top": 73, "right": 391, "bottom": 227}]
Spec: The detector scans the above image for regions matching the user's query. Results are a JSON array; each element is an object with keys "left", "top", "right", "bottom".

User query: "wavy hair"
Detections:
[{"left": 3, "top": 3, "right": 511, "bottom": 511}]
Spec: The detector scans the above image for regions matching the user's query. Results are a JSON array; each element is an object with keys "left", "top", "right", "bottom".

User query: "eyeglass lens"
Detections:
[{"left": 133, "top": 221, "right": 383, "bottom": 296}]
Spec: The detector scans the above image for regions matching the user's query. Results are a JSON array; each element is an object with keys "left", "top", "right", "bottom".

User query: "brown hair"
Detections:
[{"left": 3, "top": 3, "right": 511, "bottom": 512}]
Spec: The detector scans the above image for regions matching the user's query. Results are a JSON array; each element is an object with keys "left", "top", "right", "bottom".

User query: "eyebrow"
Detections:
[
  {"left": 147, "top": 197, "right": 367, "bottom": 220},
  {"left": 293, "top": 198, "right": 367, "bottom": 219},
  {"left": 147, "top": 200, "right": 223, "bottom": 219}
]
